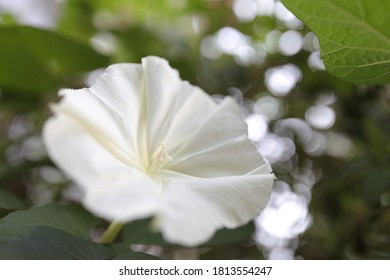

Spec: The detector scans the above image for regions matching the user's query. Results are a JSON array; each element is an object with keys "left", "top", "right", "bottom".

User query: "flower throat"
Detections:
[{"left": 146, "top": 144, "right": 172, "bottom": 175}]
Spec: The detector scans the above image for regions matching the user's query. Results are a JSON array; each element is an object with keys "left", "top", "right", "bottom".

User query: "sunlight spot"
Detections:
[
  {"left": 90, "top": 32, "right": 117, "bottom": 55},
  {"left": 315, "top": 91, "right": 337, "bottom": 106},
  {"left": 215, "top": 27, "right": 247, "bottom": 55},
  {"left": 268, "top": 247, "right": 295, "bottom": 260},
  {"left": 274, "top": 118, "right": 328, "bottom": 156},
  {"left": 255, "top": 95, "right": 285, "bottom": 120},
  {"left": 235, "top": 44, "right": 257, "bottom": 66},
  {"left": 200, "top": 35, "right": 221, "bottom": 59},
  {"left": 303, "top": 131, "right": 327, "bottom": 156},
  {"left": 40, "top": 166, "right": 65, "bottom": 184},
  {"left": 22, "top": 135, "right": 46, "bottom": 161},
  {"left": 256, "top": 186, "right": 312, "bottom": 239},
  {"left": 265, "top": 64, "right": 302, "bottom": 96},
  {"left": 233, "top": 0, "right": 257, "bottom": 22},
  {"left": 255, "top": 0, "right": 275, "bottom": 16},
  {"left": 278, "top": 30, "right": 303, "bottom": 56},
  {"left": 246, "top": 114, "right": 268, "bottom": 142},
  {"left": 257, "top": 134, "right": 295, "bottom": 163},
  {"left": 303, "top": 32, "right": 320, "bottom": 52},
  {"left": 7, "top": 115, "right": 33, "bottom": 140},
  {"left": 274, "top": 2, "right": 303, "bottom": 29},
  {"left": 308, "top": 51, "right": 326, "bottom": 71},
  {"left": 0, "top": 0, "right": 60, "bottom": 28},
  {"left": 326, "top": 132, "right": 354, "bottom": 159},
  {"left": 192, "top": 15, "right": 207, "bottom": 34},
  {"left": 305, "top": 105, "right": 336, "bottom": 130}
]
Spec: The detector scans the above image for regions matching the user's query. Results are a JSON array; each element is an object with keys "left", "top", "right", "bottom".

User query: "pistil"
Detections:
[{"left": 147, "top": 144, "right": 172, "bottom": 175}]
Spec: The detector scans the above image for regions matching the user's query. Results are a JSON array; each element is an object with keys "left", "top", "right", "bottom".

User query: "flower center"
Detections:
[{"left": 146, "top": 144, "right": 172, "bottom": 175}]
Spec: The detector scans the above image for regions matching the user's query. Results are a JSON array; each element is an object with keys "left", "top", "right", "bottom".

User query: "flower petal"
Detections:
[
  {"left": 169, "top": 136, "right": 271, "bottom": 177},
  {"left": 156, "top": 173, "right": 275, "bottom": 246},
  {"left": 141, "top": 57, "right": 217, "bottom": 153},
  {"left": 83, "top": 171, "right": 160, "bottom": 222},
  {"left": 53, "top": 88, "right": 139, "bottom": 167},
  {"left": 88, "top": 57, "right": 218, "bottom": 166},
  {"left": 43, "top": 114, "right": 159, "bottom": 221},
  {"left": 166, "top": 97, "right": 267, "bottom": 177},
  {"left": 89, "top": 63, "right": 143, "bottom": 145}
]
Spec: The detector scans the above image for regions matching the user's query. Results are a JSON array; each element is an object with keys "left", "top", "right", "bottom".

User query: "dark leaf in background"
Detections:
[
  {"left": 121, "top": 218, "right": 166, "bottom": 246},
  {"left": 0, "top": 26, "right": 109, "bottom": 92},
  {"left": 0, "top": 226, "right": 113, "bottom": 260},
  {"left": 122, "top": 218, "right": 253, "bottom": 247},
  {"left": 0, "top": 203, "right": 99, "bottom": 243},
  {"left": 110, "top": 243, "right": 160, "bottom": 260},
  {"left": 0, "top": 190, "right": 25, "bottom": 210}
]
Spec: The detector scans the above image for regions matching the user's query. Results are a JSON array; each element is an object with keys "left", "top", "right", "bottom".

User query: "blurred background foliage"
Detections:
[{"left": 0, "top": 0, "right": 389, "bottom": 259}]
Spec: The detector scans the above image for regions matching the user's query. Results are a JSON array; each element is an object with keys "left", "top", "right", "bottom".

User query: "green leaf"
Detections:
[
  {"left": 0, "top": 203, "right": 99, "bottom": 243},
  {"left": 0, "top": 190, "right": 25, "bottom": 210},
  {"left": 281, "top": 0, "right": 390, "bottom": 84},
  {"left": 0, "top": 26, "right": 109, "bottom": 91},
  {"left": 110, "top": 244, "right": 160, "bottom": 260},
  {"left": 0, "top": 226, "right": 113, "bottom": 260},
  {"left": 122, "top": 218, "right": 253, "bottom": 247},
  {"left": 122, "top": 218, "right": 167, "bottom": 246},
  {"left": 203, "top": 222, "right": 254, "bottom": 246}
]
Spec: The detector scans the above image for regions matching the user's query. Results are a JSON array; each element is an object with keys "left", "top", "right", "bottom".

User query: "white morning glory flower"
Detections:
[{"left": 43, "top": 56, "right": 275, "bottom": 246}]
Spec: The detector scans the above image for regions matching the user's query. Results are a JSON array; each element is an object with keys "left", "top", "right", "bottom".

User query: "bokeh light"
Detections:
[
  {"left": 278, "top": 30, "right": 303, "bottom": 56},
  {"left": 0, "top": 0, "right": 60, "bottom": 28},
  {"left": 265, "top": 64, "right": 302, "bottom": 96},
  {"left": 305, "top": 105, "right": 336, "bottom": 130},
  {"left": 233, "top": 0, "right": 257, "bottom": 22}
]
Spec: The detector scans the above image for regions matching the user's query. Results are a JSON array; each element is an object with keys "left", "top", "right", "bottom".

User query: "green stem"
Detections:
[{"left": 99, "top": 220, "right": 123, "bottom": 244}]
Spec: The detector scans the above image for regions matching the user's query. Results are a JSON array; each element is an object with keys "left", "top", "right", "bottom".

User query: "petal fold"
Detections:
[
  {"left": 43, "top": 113, "right": 159, "bottom": 221},
  {"left": 166, "top": 97, "right": 267, "bottom": 177},
  {"left": 156, "top": 173, "right": 275, "bottom": 246}
]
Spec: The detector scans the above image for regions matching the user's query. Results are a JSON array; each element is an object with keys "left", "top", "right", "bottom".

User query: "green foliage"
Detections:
[
  {"left": 282, "top": 0, "right": 390, "bottom": 84},
  {"left": 0, "top": 204, "right": 160, "bottom": 259},
  {"left": 0, "top": 26, "right": 109, "bottom": 92},
  {"left": 122, "top": 218, "right": 254, "bottom": 247},
  {"left": 0, "top": 203, "right": 98, "bottom": 243},
  {"left": 110, "top": 243, "right": 161, "bottom": 260},
  {"left": 0, "top": 225, "right": 160, "bottom": 260},
  {"left": 0, "top": 226, "right": 113, "bottom": 260},
  {"left": 0, "top": 190, "right": 25, "bottom": 210}
]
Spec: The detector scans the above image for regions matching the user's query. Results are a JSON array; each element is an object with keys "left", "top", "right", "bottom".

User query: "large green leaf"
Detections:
[
  {"left": 122, "top": 218, "right": 167, "bottom": 246},
  {"left": 0, "top": 226, "right": 113, "bottom": 260},
  {"left": 0, "top": 203, "right": 99, "bottom": 243},
  {"left": 110, "top": 244, "right": 160, "bottom": 260},
  {"left": 203, "top": 223, "right": 254, "bottom": 246},
  {"left": 0, "top": 26, "right": 109, "bottom": 91},
  {"left": 281, "top": 0, "right": 390, "bottom": 84}
]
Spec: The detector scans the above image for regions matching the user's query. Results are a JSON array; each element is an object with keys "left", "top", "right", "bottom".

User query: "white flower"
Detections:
[{"left": 43, "top": 56, "right": 275, "bottom": 246}]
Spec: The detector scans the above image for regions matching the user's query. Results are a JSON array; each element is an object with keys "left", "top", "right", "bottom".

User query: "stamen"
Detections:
[{"left": 147, "top": 144, "right": 172, "bottom": 175}]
